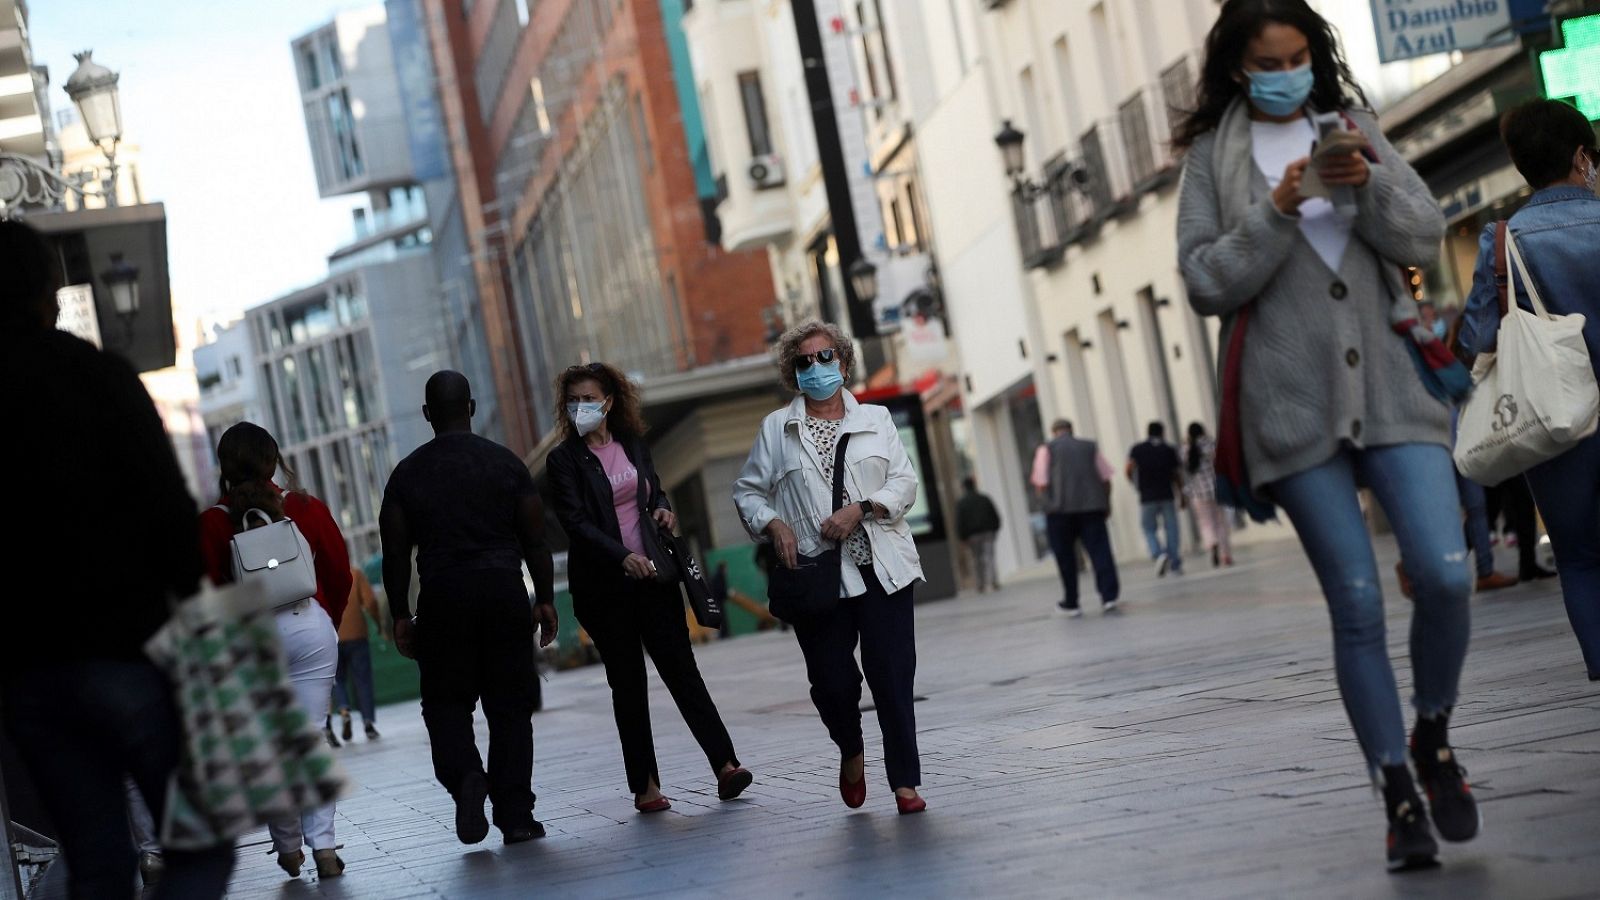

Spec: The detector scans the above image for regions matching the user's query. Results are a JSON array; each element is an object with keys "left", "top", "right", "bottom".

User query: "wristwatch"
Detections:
[{"left": 857, "top": 499, "right": 875, "bottom": 519}]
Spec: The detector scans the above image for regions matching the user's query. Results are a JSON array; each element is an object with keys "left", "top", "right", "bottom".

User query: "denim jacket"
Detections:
[
  {"left": 1459, "top": 186, "right": 1600, "bottom": 375},
  {"left": 732, "top": 391, "right": 924, "bottom": 597}
]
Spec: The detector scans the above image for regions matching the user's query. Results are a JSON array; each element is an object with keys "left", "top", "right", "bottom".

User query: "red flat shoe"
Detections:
[
  {"left": 839, "top": 772, "right": 866, "bottom": 809},
  {"left": 717, "top": 766, "right": 753, "bottom": 801},
  {"left": 634, "top": 796, "right": 672, "bottom": 814},
  {"left": 896, "top": 794, "right": 927, "bottom": 815}
]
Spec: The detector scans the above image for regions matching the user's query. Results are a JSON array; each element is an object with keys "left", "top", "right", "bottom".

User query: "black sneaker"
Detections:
[
  {"left": 503, "top": 821, "right": 546, "bottom": 845},
  {"left": 340, "top": 712, "right": 353, "bottom": 742},
  {"left": 1387, "top": 797, "right": 1440, "bottom": 871},
  {"left": 455, "top": 771, "right": 491, "bottom": 845},
  {"left": 1412, "top": 743, "right": 1480, "bottom": 843}
]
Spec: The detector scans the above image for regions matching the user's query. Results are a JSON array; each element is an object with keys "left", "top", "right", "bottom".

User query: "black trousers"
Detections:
[
  {"left": 792, "top": 568, "right": 921, "bottom": 790},
  {"left": 574, "top": 580, "right": 738, "bottom": 794},
  {"left": 417, "top": 569, "right": 537, "bottom": 831}
]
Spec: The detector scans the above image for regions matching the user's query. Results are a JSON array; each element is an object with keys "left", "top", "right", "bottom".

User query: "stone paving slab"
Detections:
[{"left": 223, "top": 537, "right": 1598, "bottom": 898}]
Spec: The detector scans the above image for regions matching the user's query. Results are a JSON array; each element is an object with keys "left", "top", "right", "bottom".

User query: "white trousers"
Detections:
[{"left": 268, "top": 599, "right": 340, "bottom": 854}]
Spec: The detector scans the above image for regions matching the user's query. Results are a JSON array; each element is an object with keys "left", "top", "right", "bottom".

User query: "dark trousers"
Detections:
[
  {"left": 2, "top": 660, "right": 235, "bottom": 900},
  {"left": 574, "top": 580, "right": 738, "bottom": 794},
  {"left": 1047, "top": 511, "right": 1120, "bottom": 608},
  {"left": 332, "top": 638, "right": 376, "bottom": 722},
  {"left": 792, "top": 568, "right": 921, "bottom": 790},
  {"left": 1488, "top": 477, "right": 1542, "bottom": 574},
  {"left": 417, "top": 569, "right": 537, "bottom": 831}
]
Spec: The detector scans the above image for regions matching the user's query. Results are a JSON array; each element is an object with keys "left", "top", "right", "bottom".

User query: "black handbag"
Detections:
[
  {"left": 766, "top": 432, "right": 851, "bottom": 623},
  {"left": 658, "top": 529, "right": 723, "bottom": 628},
  {"left": 634, "top": 460, "right": 680, "bottom": 585}
]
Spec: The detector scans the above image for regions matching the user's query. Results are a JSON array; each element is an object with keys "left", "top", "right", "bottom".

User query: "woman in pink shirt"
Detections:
[{"left": 545, "top": 363, "right": 752, "bottom": 813}]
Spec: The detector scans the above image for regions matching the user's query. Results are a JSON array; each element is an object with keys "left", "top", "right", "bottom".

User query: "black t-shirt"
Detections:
[
  {"left": 381, "top": 431, "right": 535, "bottom": 583},
  {"left": 1128, "top": 439, "right": 1182, "bottom": 504}
]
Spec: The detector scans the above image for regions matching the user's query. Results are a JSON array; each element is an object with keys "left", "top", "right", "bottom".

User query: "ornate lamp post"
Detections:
[
  {"left": 100, "top": 252, "right": 141, "bottom": 340},
  {"left": 63, "top": 50, "right": 124, "bottom": 206},
  {"left": 847, "top": 257, "right": 879, "bottom": 307}
]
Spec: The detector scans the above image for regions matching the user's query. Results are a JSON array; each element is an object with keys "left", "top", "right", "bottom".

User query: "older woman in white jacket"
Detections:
[{"left": 733, "top": 320, "right": 927, "bottom": 815}]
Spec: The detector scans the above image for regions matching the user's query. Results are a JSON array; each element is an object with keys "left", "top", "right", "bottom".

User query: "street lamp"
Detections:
[
  {"left": 847, "top": 257, "right": 878, "bottom": 305},
  {"left": 100, "top": 252, "right": 140, "bottom": 338},
  {"left": 63, "top": 50, "right": 123, "bottom": 207},
  {"left": 994, "top": 119, "right": 1026, "bottom": 178}
]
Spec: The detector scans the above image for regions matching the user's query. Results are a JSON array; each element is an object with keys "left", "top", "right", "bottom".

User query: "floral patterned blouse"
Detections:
[{"left": 803, "top": 416, "right": 873, "bottom": 567}]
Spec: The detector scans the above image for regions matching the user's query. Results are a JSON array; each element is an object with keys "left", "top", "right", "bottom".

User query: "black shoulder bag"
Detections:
[
  {"left": 766, "top": 432, "right": 851, "bottom": 623},
  {"left": 633, "top": 443, "right": 724, "bottom": 628}
]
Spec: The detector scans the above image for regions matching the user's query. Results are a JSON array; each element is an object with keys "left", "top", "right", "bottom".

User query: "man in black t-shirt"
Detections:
[
  {"left": 1126, "top": 422, "right": 1186, "bottom": 576},
  {"left": 380, "top": 371, "right": 557, "bottom": 846}
]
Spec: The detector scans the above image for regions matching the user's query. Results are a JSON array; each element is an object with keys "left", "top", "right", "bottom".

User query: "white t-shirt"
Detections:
[{"left": 1251, "top": 117, "right": 1351, "bottom": 274}]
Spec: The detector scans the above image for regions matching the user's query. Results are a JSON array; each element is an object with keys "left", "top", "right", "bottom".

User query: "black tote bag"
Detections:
[{"left": 766, "top": 433, "right": 851, "bottom": 623}]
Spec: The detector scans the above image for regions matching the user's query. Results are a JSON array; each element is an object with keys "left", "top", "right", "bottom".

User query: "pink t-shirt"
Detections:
[{"left": 591, "top": 440, "right": 645, "bottom": 556}]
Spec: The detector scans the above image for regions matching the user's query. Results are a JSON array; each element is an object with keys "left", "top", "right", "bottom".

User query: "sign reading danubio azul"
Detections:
[{"left": 1370, "top": 0, "right": 1514, "bottom": 63}]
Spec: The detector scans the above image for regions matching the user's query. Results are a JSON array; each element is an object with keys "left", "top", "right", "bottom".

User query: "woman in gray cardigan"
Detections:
[{"left": 1174, "top": 0, "right": 1475, "bottom": 872}]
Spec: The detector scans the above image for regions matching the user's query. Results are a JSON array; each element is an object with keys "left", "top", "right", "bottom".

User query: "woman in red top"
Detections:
[{"left": 198, "top": 422, "right": 351, "bottom": 880}]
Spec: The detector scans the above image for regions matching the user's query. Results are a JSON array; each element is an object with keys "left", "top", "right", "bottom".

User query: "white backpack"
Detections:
[{"left": 213, "top": 506, "right": 319, "bottom": 609}]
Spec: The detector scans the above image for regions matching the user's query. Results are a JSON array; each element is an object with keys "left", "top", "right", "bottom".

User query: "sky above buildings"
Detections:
[
  {"left": 28, "top": 0, "right": 366, "bottom": 328},
  {"left": 25, "top": 0, "right": 1439, "bottom": 333}
]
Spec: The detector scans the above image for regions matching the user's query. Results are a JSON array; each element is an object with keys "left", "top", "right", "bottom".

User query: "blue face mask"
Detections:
[
  {"left": 1431, "top": 319, "right": 1447, "bottom": 340},
  {"left": 796, "top": 360, "right": 844, "bottom": 401},
  {"left": 1247, "top": 64, "right": 1314, "bottom": 118}
]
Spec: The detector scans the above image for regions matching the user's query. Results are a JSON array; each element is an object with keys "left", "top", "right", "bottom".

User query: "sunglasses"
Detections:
[
  {"left": 566, "top": 362, "right": 604, "bottom": 374},
  {"left": 794, "top": 348, "right": 839, "bottom": 371}
]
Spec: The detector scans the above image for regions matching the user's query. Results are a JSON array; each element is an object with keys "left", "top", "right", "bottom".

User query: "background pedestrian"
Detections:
[
  {"left": 1127, "top": 422, "right": 1186, "bottom": 576},
  {"left": 200, "top": 422, "right": 351, "bottom": 879},
  {"left": 955, "top": 477, "right": 1003, "bottom": 593},
  {"left": 1032, "top": 419, "right": 1119, "bottom": 616},
  {"left": 329, "top": 565, "right": 384, "bottom": 745}
]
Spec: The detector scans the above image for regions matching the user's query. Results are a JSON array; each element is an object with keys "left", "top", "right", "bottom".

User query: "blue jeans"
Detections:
[
  {"left": 2, "top": 660, "right": 235, "bottom": 899},
  {"left": 1139, "top": 499, "right": 1182, "bottom": 570},
  {"left": 1046, "top": 512, "right": 1120, "bottom": 608},
  {"left": 1272, "top": 444, "right": 1473, "bottom": 769},
  {"left": 1457, "top": 473, "right": 1493, "bottom": 579},
  {"left": 332, "top": 637, "right": 377, "bottom": 722},
  {"left": 1524, "top": 432, "right": 1600, "bottom": 680}
]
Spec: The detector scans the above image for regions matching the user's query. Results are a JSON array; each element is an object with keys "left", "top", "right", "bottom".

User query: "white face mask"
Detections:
[{"left": 567, "top": 400, "right": 606, "bottom": 436}]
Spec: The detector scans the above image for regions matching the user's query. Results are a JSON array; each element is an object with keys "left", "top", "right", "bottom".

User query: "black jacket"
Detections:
[
  {"left": 546, "top": 433, "right": 671, "bottom": 599},
  {"left": 954, "top": 491, "right": 1002, "bottom": 540},
  {"left": 3, "top": 331, "right": 201, "bottom": 676}
]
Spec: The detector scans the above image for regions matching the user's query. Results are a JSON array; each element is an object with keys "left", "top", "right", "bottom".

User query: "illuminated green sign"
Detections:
[{"left": 1541, "top": 14, "right": 1600, "bottom": 120}]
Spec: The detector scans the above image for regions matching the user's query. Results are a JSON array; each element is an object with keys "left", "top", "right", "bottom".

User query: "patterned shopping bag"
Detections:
[{"left": 144, "top": 580, "right": 352, "bottom": 851}]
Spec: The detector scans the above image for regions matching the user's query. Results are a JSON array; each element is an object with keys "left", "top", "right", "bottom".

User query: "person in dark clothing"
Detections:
[
  {"left": 1487, "top": 479, "right": 1557, "bottom": 582},
  {"left": 0, "top": 219, "right": 235, "bottom": 898},
  {"left": 1032, "top": 419, "right": 1120, "bottom": 615},
  {"left": 379, "top": 370, "right": 558, "bottom": 846},
  {"left": 547, "top": 362, "right": 752, "bottom": 813},
  {"left": 1127, "top": 422, "right": 1186, "bottom": 576},
  {"left": 954, "top": 477, "right": 1003, "bottom": 593}
]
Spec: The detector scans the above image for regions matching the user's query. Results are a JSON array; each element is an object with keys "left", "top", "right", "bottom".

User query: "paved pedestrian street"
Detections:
[{"left": 225, "top": 538, "right": 1598, "bottom": 899}]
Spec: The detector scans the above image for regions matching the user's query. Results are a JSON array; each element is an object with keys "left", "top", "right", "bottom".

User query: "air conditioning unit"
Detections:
[{"left": 748, "top": 154, "right": 786, "bottom": 190}]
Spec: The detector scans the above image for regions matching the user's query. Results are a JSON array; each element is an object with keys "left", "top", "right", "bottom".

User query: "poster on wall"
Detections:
[{"left": 56, "top": 283, "right": 101, "bottom": 347}]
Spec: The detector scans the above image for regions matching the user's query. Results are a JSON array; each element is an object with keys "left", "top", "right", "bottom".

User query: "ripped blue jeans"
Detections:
[{"left": 1272, "top": 443, "right": 1473, "bottom": 769}]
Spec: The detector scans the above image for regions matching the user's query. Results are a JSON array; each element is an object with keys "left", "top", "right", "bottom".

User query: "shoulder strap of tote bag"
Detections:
[{"left": 1504, "top": 228, "right": 1554, "bottom": 320}]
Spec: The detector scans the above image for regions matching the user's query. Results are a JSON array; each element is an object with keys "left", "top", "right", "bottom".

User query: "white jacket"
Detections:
[{"left": 732, "top": 392, "right": 925, "bottom": 597}]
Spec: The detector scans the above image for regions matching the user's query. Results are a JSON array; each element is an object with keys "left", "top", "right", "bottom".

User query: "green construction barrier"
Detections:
[{"left": 365, "top": 613, "right": 420, "bottom": 706}]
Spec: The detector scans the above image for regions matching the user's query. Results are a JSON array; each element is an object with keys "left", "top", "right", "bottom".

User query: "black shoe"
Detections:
[
  {"left": 1519, "top": 566, "right": 1558, "bottom": 581},
  {"left": 323, "top": 724, "right": 341, "bottom": 749},
  {"left": 340, "top": 712, "right": 353, "bottom": 742},
  {"left": 455, "top": 772, "right": 491, "bottom": 845},
  {"left": 364, "top": 721, "right": 380, "bottom": 740},
  {"left": 1381, "top": 766, "right": 1439, "bottom": 872},
  {"left": 503, "top": 821, "right": 546, "bottom": 845},
  {"left": 1056, "top": 599, "right": 1077, "bottom": 610},
  {"left": 1412, "top": 742, "right": 1480, "bottom": 843},
  {"left": 1211, "top": 546, "right": 1220, "bottom": 568}
]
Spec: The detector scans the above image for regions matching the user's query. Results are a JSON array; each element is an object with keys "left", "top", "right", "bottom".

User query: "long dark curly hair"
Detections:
[
  {"left": 215, "top": 421, "right": 302, "bottom": 531},
  {"left": 1172, "top": 0, "right": 1371, "bottom": 152},
  {"left": 553, "top": 362, "right": 648, "bottom": 441}
]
